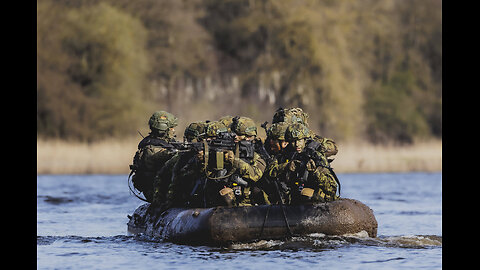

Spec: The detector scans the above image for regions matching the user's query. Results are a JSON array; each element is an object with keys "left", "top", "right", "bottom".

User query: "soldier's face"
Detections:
[
  {"left": 168, "top": 127, "right": 175, "bottom": 138},
  {"left": 269, "top": 139, "right": 288, "bottom": 153},
  {"left": 292, "top": 139, "right": 305, "bottom": 153}
]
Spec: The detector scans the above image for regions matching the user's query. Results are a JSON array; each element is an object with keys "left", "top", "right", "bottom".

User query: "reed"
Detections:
[
  {"left": 37, "top": 138, "right": 139, "bottom": 174},
  {"left": 37, "top": 138, "right": 442, "bottom": 174},
  {"left": 332, "top": 140, "right": 442, "bottom": 173}
]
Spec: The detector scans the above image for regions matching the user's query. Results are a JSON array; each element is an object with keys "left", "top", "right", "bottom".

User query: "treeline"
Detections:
[{"left": 37, "top": 0, "right": 442, "bottom": 144}]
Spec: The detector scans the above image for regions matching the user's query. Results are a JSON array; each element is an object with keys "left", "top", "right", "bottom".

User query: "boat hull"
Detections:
[{"left": 127, "top": 198, "right": 377, "bottom": 246}]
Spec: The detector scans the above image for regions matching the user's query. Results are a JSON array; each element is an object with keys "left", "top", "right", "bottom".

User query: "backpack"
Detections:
[
  {"left": 272, "top": 107, "right": 309, "bottom": 126},
  {"left": 128, "top": 136, "right": 175, "bottom": 202},
  {"left": 311, "top": 134, "right": 338, "bottom": 158},
  {"left": 129, "top": 147, "right": 155, "bottom": 202}
]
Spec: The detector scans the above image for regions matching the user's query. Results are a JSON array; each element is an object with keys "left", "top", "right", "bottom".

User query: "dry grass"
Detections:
[
  {"left": 37, "top": 138, "right": 139, "bottom": 174},
  {"left": 332, "top": 140, "right": 442, "bottom": 173},
  {"left": 37, "top": 138, "right": 442, "bottom": 175}
]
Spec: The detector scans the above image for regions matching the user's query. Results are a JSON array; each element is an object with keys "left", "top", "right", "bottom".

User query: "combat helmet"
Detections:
[
  {"left": 231, "top": 116, "right": 257, "bottom": 136},
  {"left": 285, "top": 123, "right": 310, "bottom": 142},
  {"left": 218, "top": 115, "right": 234, "bottom": 132},
  {"left": 205, "top": 121, "right": 228, "bottom": 138},
  {"left": 148, "top": 111, "right": 178, "bottom": 132},
  {"left": 184, "top": 121, "right": 207, "bottom": 142},
  {"left": 272, "top": 107, "right": 309, "bottom": 126},
  {"left": 267, "top": 122, "right": 290, "bottom": 141}
]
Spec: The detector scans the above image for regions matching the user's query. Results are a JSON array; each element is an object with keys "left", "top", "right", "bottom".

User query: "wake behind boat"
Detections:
[{"left": 127, "top": 198, "right": 377, "bottom": 246}]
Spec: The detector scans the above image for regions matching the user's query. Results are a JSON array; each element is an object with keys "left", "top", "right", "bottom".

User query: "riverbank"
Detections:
[{"left": 36, "top": 138, "right": 441, "bottom": 174}]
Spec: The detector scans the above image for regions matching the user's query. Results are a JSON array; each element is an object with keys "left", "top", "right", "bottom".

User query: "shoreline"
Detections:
[{"left": 36, "top": 139, "right": 442, "bottom": 175}]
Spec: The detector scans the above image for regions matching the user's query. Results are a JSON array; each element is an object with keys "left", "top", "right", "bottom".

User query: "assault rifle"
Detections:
[
  {"left": 170, "top": 132, "right": 255, "bottom": 176},
  {"left": 211, "top": 132, "right": 255, "bottom": 161},
  {"left": 185, "top": 132, "right": 256, "bottom": 207}
]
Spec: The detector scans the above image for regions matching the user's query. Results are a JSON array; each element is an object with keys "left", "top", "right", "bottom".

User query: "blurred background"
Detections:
[{"left": 37, "top": 0, "right": 441, "bottom": 174}]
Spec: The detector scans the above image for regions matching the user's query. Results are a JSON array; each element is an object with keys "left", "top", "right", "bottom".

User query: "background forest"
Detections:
[{"left": 37, "top": 0, "right": 442, "bottom": 145}]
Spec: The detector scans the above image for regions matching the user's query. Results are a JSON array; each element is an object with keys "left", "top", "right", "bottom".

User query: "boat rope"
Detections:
[
  {"left": 258, "top": 205, "right": 271, "bottom": 239},
  {"left": 127, "top": 171, "right": 148, "bottom": 202},
  {"left": 327, "top": 167, "right": 341, "bottom": 196}
]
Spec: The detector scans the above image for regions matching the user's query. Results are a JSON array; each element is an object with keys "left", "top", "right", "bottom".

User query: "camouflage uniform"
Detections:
[
  {"left": 164, "top": 150, "right": 204, "bottom": 208},
  {"left": 309, "top": 131, "right": 338, "bottom": 161},
  {"left": 258, "top": 122, "right": 291, "bottom": 204},
  {"left": 151, "top": 121, "right": 208, "bottom": 208},
  {"left": 168, "top": 118, "right": 268, "bottom": 208},
  {"left": 165, "top": 121, "right": 230, "bottom": 208},
  {"left": 129, "top": 111, "right": 178, "bottom": 203},
  {"left": 266, "top": 123, "right": 339, "bottom": 204},
  {"left": 218, "top": 117, "right": 268, "bottom": 207},
  {"left": 272, "top": 107, "right": 338, "bottom": 160}
]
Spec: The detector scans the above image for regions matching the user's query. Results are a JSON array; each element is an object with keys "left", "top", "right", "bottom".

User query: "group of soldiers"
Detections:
[{"left": 128, "top": 107, "right": 340, "bottom": 214}]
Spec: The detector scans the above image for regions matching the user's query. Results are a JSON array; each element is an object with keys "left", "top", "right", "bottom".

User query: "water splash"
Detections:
[
  {"left": 228, "top": 231, "right": 441, "bottom": 250},
  {"left": 378, "top": 235, "right": 442, "bottom": 248}
]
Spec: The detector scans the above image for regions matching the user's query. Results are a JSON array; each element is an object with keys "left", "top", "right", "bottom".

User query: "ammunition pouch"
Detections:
[{"left": 300, "top": 187, "right": 314, "bottom": 198}]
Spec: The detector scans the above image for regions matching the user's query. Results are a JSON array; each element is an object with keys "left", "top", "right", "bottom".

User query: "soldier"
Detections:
[
  {"left": 265, "top": 122, "right": 290, "bottom": 157},
  {"left": 129, "top": 111, "right": 178, "bottom": 203},
  {"left": 165, "top": 121, "right": 230, "bottom": 208},
  {"left": 272, "top": 107, "right": 339, "bottom": 161},
  {"left": 267, "top": 123, "right": 339, "bottom": 204},
  {"left": 168, "top": 117, "right": 269, "bottom": 208},
  {"left": 220, "top": 116, "right": 269, "bottom": 206},
  {"left": 205, "top": 121, "right": 228, "bottom": 140},
  {"left": 259, "top": 121, "right": 291, "bottom": 204},
  {"left": 150, "top": 120, "right": 208, "bottom": 209},
  {"left": 183, "top": 121, "right": 208, "bottom": 142}
]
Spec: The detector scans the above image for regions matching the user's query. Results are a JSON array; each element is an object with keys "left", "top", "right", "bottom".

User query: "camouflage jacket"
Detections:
[
  {"left": 166, "top": 149, "right": 266, "bottom": 208},
  {"left": 266, "top": 143, "right": 338, "bottom": 203}
]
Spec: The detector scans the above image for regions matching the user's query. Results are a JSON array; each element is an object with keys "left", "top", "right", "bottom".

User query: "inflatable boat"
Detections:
[{"left": 127, "top": 198, "right": 377, "bottom": 246}]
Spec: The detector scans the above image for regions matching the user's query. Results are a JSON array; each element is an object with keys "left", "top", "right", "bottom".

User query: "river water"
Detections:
[{"left": 37, "top": 172, "right": 442, "bottom": 269}]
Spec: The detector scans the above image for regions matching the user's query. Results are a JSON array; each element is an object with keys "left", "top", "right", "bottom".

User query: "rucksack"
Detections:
[
  {"left": 128, "top": 136, "right": 175, "bottom": 202},
  {"left": 272, "top": 107, "right": 309, "bottom": 126},
  {"left": 311, "top": 134, "right": 338, "bottom": 158}
]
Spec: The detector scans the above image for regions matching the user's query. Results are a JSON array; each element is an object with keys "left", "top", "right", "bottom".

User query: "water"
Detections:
[{"left": 37, "top": 173, "right": 442, "bottom": 269}]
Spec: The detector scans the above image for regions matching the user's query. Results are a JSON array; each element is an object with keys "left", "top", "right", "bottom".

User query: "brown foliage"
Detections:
[{"left": 37, "top": 0, "right": 441, "bottom": 144}]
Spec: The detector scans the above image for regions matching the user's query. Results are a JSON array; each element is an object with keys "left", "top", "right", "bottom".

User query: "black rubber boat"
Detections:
[{"left": 127, "top": 198, "right": 377, "bottom": 246}]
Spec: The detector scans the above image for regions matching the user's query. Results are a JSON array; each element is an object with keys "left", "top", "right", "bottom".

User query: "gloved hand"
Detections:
[
  {"left": 224, "top": 150, "right": 235, "bottom": 164},
  {"left": 306, "top": 159, "right": 316, "bottom": 171},
  {"left": 288, "top": 160, "right": 302, "bottom": 172}
]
